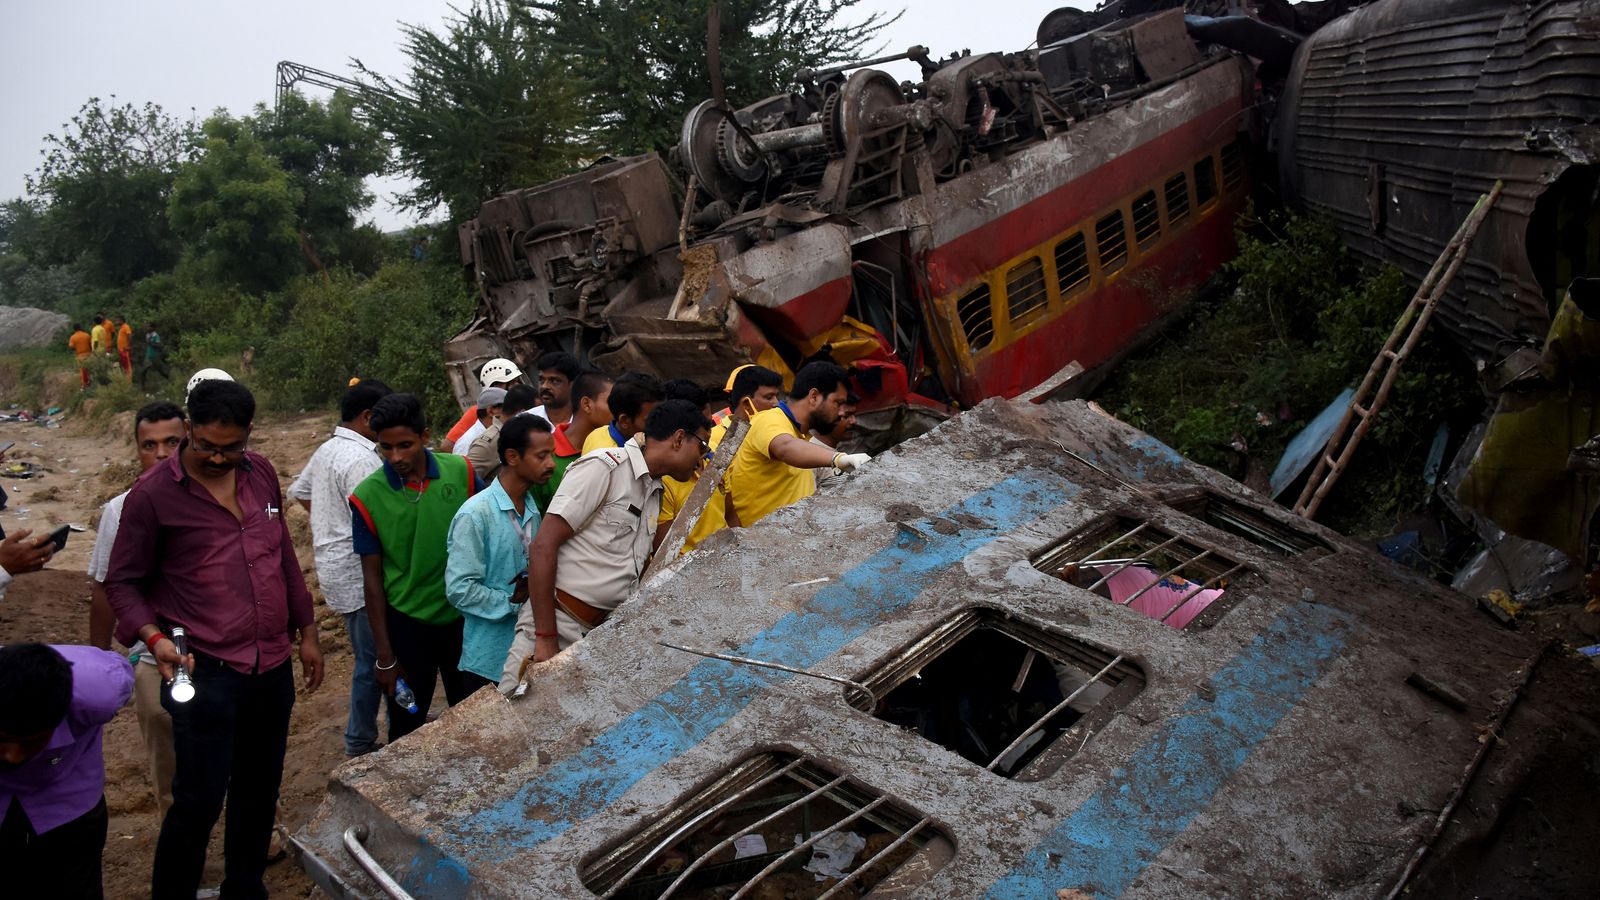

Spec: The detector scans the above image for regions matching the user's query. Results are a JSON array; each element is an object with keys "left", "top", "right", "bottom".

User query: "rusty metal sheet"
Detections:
[{"left": 1274, "top": 0, "right": 1600, "bottom": 365}]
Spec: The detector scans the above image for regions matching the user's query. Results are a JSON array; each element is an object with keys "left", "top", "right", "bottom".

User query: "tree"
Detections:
[
  {"left": 356, "top": 0, "right": 593, "bottom": 225},
  {"left": 26, "top": 98, "right": 197, "bottom": 285},
  {"left": 167, "top": 115, "right": 304, "bottom": 292},
  {"left": 530, "top": 0, "right": 897, "bottom": 154},
  {"left": 250, "top": 92, "right": 387, "bottom": 270}
]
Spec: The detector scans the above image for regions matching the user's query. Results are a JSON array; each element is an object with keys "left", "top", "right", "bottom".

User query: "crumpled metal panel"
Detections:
[{"left": 1274, "top": 0, "right": 1600, "bottom": 365}]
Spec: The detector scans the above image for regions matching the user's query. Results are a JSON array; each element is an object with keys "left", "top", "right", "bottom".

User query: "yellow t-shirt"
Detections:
[
  {"left": 581, "top": 423, "right": 628, "bottom": 455},
  {"left": 728, "top": 406, "right": 814, "bottom": 527},
  {"left": 709, "top": 419, "right": 729, "bottom": 451},
  {"left": 90, "top": 324, "right": 106, "bottom": 353},
  {"left": 658, "top": 472, "right": 728, "bottom": 553}
]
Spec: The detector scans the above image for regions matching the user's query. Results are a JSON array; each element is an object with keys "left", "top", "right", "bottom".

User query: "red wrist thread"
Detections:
[{"left": 146, "top": 631, "right": 168, "bottom": 648}]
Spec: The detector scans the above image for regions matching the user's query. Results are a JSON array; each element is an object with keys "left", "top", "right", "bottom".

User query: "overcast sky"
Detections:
[{"left": 1, "top": 0, "right": 1084, "bottom": 232}]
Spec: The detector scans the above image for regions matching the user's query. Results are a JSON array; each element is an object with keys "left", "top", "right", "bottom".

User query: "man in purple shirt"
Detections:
[
  {"left": 105, "top": 379, "right": 324, "bottom": 900},
  {"left": 0, "top": 642, "right": 133, "bottom": 898}
]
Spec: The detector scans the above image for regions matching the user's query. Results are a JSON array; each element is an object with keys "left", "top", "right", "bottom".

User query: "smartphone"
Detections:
[{"left": 44, "top": 524, "right": 70, "bottom": 553}]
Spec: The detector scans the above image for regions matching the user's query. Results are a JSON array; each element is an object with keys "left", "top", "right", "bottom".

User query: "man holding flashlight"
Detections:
[{"left": 104, "top": 379, "right": 323, "bottom": 900}]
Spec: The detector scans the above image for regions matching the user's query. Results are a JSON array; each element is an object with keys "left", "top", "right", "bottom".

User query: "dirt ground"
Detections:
[{"left": 0, "top": 408, "right": 342, "bottom": 899}]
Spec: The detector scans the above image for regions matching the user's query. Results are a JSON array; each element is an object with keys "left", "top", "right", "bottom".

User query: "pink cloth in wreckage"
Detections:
[{"left": 1093, "top": 564, "right": 1224, "bottom": 629}]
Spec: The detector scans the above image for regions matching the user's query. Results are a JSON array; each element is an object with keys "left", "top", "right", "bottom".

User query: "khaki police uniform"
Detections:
[{"left": 500, "top": 439, "right": 662, "bottom": 689}]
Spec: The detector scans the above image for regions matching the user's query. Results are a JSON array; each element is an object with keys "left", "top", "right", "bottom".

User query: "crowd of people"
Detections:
[
  {"left": 66, "top": 313, "right": 170, "bottom": 391},
  {"left": 0, "top": 350, "right": 873, "bottom": 898}
]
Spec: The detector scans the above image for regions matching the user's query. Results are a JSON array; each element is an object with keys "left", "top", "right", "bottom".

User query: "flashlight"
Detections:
[{"left": 170, "top": 626, "right": 196, "bottom": 703}]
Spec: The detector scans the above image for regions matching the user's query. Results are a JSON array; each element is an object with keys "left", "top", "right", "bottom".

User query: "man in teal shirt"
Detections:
[{"left": 446, "top": 414, "right": 557, "bottom": 693}]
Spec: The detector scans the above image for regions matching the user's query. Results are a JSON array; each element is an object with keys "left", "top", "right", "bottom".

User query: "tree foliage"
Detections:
[
  {"left": 356, "top": 0, "right": 593, "bottom": 224},
  {"left": 250, "top": 92, "right": 387, "bottom": 268},
  {"left": 26, "top": 98, "right": 197, "bottom": 285},
  {"left": 531, "top": 0, "right": 896, "bottom": 154},
  {"left": 168, "top": 115, "right": 304, "bottom": 292}
]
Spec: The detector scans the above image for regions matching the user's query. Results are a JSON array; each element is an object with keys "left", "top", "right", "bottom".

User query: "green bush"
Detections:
[{"left": 1098, "top": 211, "right": 1477, "bottom": 535}]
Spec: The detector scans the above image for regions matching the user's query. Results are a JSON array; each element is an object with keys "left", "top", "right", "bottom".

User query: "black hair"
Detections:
[
  {"left": 574, "top": 370, "right": 613, "bottom": 404},
  {"left": 134, "top": 401, "right": 186, "bottom": 434},
  {"left": 498, "top": 410, "right": 554, "bottom": 463},
  {"left": 93, "top": 314, "right": 103, "bottom": 325},
  {"left": 502, "top": 384, "right": 540, "bottom": 417},
  {"left": 339, "top": 379, "right": 393, "bottom": 423},
  {"left": 609, "top": 372, "right": 665, "bottom": 421},
  {"left": 662, "top": 378, "right": 709, "bottom": 409},
  {"left": 369, "top": 393, "right": 427, "bottom": 436},
  {"left": 730, "top": 365, "right": 783, "bottom": 403},
  {"left": 187, "top": 380, "right": 256, "bottom": 428},
  {"left": 535, "top": 351, "right": 582, "bottom": 381},
  {"left": 643, "top": 399, "right": 714, "bottom": 441},
  {"left": 0, "top": 644, "right": 73, "bottom": 736},
  {"left": 790, "top": 361, "right": 851, "bottom": 401}
]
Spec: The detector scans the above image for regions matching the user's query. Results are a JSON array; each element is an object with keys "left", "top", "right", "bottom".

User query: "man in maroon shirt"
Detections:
[{"left": 105, "top": 379, "right": 323, "bottom": 900}]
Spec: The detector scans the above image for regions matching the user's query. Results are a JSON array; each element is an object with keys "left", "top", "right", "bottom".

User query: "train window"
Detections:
[
  {"left": 1164, "top": 173, "right": 1190, "bottom": 225},
  {"left": 957, "top": 282, "right": 995, "bottom": 352},
  {"left": 579, "top": 751, "right": 954, "bottom": 898},
  {"left": 1220, "top": 138, "right": 1245, "bottom": 191},
  {"left": 1194, "top": 156, "right": 1218, "bottom": 207},
  {"left": 850, "top": 608, "right": 1145, "bottom": 781},
  {"left": 1095, "top": 211, "right": 1128, "bottom": 274},
  {"left": 1005, "top": 256, "right": 1049, "bottom": 327},
  {"left": 1168, "top": 491, "right": 1333, "bottom": 560},
  {"left": 1033, "top": 515, "right": 1250, "bottom": 630},
  {"left": 1131, "top": 190, "right": 1161, "bottom": 250},
  {"left": 1054, "top": 232, "right": 1090, "bottom": 297}
]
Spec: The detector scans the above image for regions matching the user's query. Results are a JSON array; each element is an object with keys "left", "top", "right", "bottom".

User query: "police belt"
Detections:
[{"left": 554, "top": 588, "right": 610, "bottom": 630}]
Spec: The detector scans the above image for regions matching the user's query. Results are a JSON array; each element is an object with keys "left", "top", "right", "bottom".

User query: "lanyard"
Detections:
[
  {"left": 505, "top": 503, "right": 536, "bottom": 551},
  {"left": 608, "top": 422, "right": 628, "bottom": 447}
]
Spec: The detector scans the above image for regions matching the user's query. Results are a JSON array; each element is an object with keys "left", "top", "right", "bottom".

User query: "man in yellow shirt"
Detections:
[
  {"left": 580, "top": 372, "right": 664, "bottom": 454},
  {"left": 709, "top": 365, "right": 783, "bottom": 449},
  {"left": 727, "top": 361, "right": 871, "bottom": 527},
  {"left": 654, "top": 379, "right": 734, "bottom": 553},
  {"left": 89, "top": 315, "right": 108, "bottom": 356}
]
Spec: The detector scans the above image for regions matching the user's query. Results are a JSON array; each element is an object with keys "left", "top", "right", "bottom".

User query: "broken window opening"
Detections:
[
  {"left": 1055, "top": 232, "right": 1090, "bottom": 297},
  {"left": 1194, "top": 156, "right": 1219, "bottom": 208},
  {"left": 579, "top": 753, "right": 953, "bottom": 900},
  {"left": 956, "top": 281, "right": 995, "bottom": 353},
  {"left": 1032, "top": 516, "right": 1249, "bottom": 630},
  {"left": 1132, "top": 190, "right": 1162, "bottom": 250},
  {"left": 1164, "top": 172, "right": 1190, "bottom": 226},
  {"left": 1167, "top": 491, "right": 1333, "bottom": 560},
  {"left": 851, "top": 609, "right": 1144, "bottom": 781},
  {"left": 1096, "top": 210, "right": 1128, "bottom": 274},
  {"left": 1005, "top": 256, "right": 1050, "bottom": 328},
  {"left": 1219, "top": 138, "right": 1246, "bottom": 192}
]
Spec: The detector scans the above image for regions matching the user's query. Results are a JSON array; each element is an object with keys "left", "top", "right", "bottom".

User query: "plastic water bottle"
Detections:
[{"left": 393, "top": 677, "right": 419, "bottom": 714}]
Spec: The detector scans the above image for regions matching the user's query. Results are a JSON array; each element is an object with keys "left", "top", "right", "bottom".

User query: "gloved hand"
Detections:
[{"left": 832, "top": 452, "right": 871, "bottom": 473}]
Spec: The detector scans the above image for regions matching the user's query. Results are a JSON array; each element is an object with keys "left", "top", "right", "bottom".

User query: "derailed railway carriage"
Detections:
[
  {"left": 448, "top": 8, "right": 1255, "bottom": 443},
  {"left": 290, "top": 399, "right": 1554, "bottom": 897}
]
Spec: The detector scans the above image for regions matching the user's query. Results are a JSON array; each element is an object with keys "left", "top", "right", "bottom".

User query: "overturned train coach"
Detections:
[
  {"left": 290, "top": 399, "right": 1560, "bottom": 897},
  {"left": 449, "top": 7, "right": 1256, "bottom": 442}
]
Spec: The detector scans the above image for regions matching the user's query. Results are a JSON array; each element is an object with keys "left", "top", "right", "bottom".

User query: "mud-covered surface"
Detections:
[{"left": 297, "top": 398, "right": 1600, "bottom": 898}]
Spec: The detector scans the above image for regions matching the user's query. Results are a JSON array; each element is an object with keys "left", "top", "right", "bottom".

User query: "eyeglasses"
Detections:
[
  {"left": 190, "top": 436, "right": 248, "bottom": 458},
  {"left": 688, "top": 433, "right": 710, "bottom": 456}
]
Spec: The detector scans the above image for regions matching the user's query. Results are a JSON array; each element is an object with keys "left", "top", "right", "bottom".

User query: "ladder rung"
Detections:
[
  {"left": 1352, "top": 404, "right": 1370, "bottom": 418},
  {"left": 1381, "top": 349, "right": 1400, "bottom": 361},
  {"left": 1323, "top": 454, "right": 1339, "bottom": 469}
]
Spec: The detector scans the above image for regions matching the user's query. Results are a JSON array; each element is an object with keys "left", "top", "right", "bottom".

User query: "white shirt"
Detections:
[
  {"left": 0, "top": 563, "right": 10, "bottom": 601},
  {"left": 527, "top": 405, "right": 571, "bottom": 427},
  {"left": 288, "top": 426, "right": 383, "bottom": 613},
  {"left": 455, "top": 419, "right": 488, "bottom": 457},
  {"left": 88, "top": 491, "right": 153, "bottom": 665}
]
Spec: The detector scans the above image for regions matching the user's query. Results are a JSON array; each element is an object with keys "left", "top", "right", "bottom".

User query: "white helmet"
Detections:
[
  {"left": 479, "top": 357, "right": 524, "bottom": 388},
  {"left": 186, "top": 368, "right": 235, "bottom": 402}
]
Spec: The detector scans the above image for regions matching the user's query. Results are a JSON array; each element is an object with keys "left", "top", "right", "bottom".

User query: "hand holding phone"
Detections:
[{"left": 44, "top": 524, "right": 71, "bottom": 553}]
